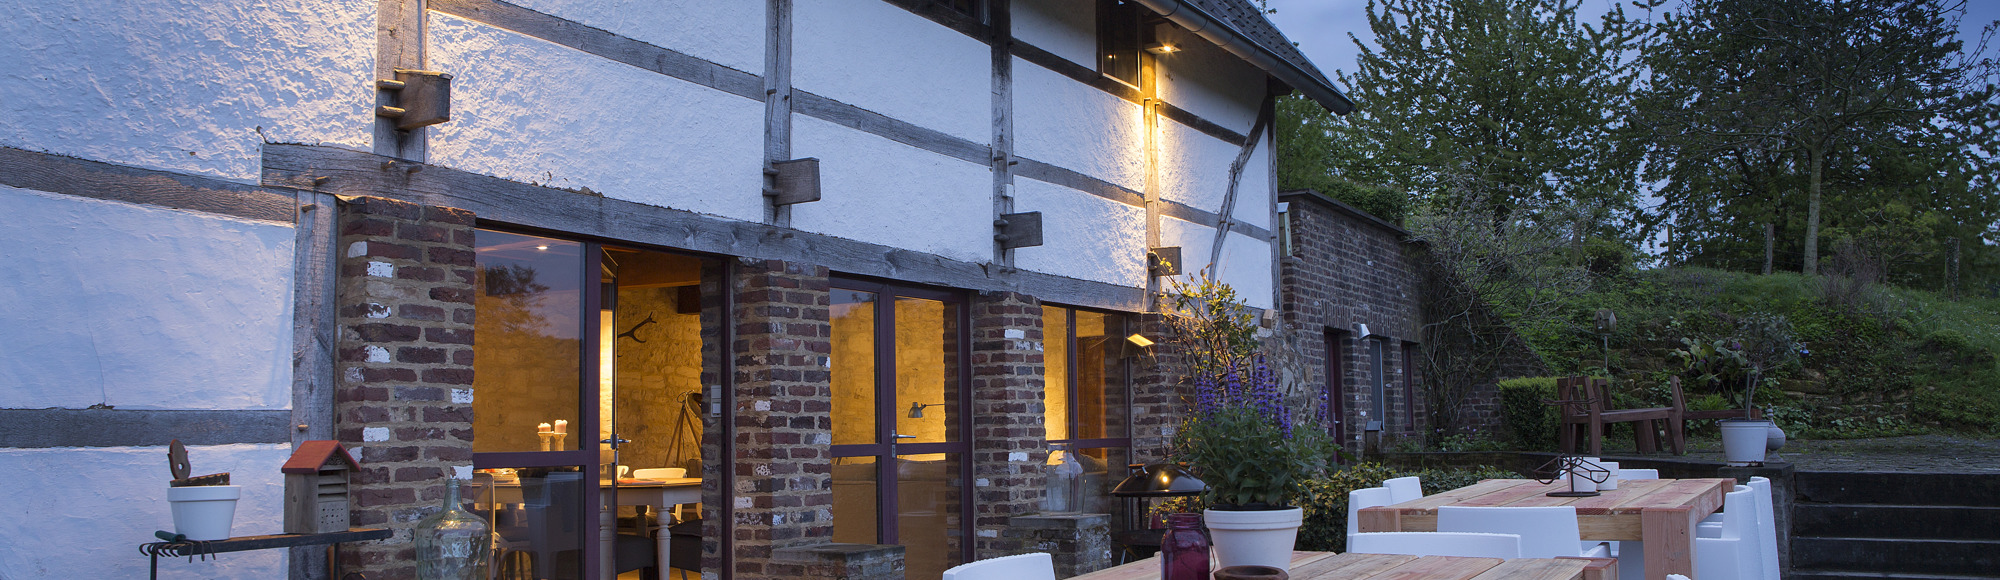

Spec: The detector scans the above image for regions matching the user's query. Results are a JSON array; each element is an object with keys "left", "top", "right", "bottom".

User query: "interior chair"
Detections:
[
  {"left": 1694, "top": 485, "right": 1766, "bottom": 580},
  {"left": 1383, "top": 476, "right": 1424, "bottom": 504},
  {"left": 1436, "top": 505, "right": 1610, "bottom": 558},
  {"left": 1347, "top": 487, "right": 1396, "bottom": 548},
  {"left": 1347, "top": 532, "right": 1522, "bottom": 558},
  {"left": 1620, "top": 468, "right": 1661, "bottom": 479},
  {"left": 940, "top": 552, "right": 1055, "bottom": 580}
]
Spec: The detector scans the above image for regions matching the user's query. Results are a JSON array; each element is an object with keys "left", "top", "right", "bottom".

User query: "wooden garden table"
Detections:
[
  {"left": 1358, "top": 478, "right": 1731, "bottom": 580},
  {"left": 1070, "top": 551, "right": 1603, "bottom": 580}
]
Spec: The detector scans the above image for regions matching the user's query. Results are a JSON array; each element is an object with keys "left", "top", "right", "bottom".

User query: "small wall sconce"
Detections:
[
  {"left": 996, "top": 211, "right": 1044, "bottom": 249},
  {"left": 1355, "top": 323, "right": 1371, "bottom": 338},
  {"left": 1149, "top": 247, "right": 1182, "bottom": 276},
  {"left": 1126, "top": 334, "right": 1154, "bottom": 348},
  {"left": 907, "top": 401, "right": 945, "bottom": 419},
  {"left": 1147, "top": 23, "right": 1180, "bottom": 54}
]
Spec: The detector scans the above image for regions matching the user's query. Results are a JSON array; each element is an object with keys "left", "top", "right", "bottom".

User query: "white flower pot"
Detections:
[
  {"left": 1204, "top": 507, "right": 1303, "bottom": 571},
  {"left": 167, "top": 485, "right": 241, "bottom": 541},
  {"left": 1720, "top": 419, "right": 1773, "bottom": 466}
]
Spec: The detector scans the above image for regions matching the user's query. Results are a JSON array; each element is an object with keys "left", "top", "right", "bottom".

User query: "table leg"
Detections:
[
  {"left": 1641, "top": 506, "right": 1696, "bottom": 580},
  {"left": 657, "top": 507, "right": 673, "bottom": 580}
]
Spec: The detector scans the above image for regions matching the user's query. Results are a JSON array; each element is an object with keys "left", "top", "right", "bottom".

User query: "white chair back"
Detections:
[
  {"left": 1348, "top": 532, "right": 1522, "bottom": 558},
  {"left": 1436, "top": 505, "right": 1598, "bottom": 558},
  {"left": 1694, "top": 485, "right": 1764, "bottom": 580},
  {"left": 1748, "top": 476, "right": 1780, "bottom": 580},
  {"left": 1384, "top": 476, "right": 1424, "bottom": 504},
  {"left": 1620, "top": 468, "right": 1661, "bottom": 479},
  {"left": 1347, "top": 486, "right": 1395, "bottom": 541},
  {"left": 941, "top": 552, "right": 1055, "bottom": 580}
]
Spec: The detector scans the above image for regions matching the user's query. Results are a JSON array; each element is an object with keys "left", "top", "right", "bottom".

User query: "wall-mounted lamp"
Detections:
[
  {"left": 1126, "top": 334, "right": 1154, "bottom": 348},
  {"left": 1355, "top": 323, "right": 1371, "bottom": 338},
  {"left": 1147, "top": 23, "right": 1181, "bottom": 55},
  {"left": 1145, "top": 41, "right": 1179, "bottom": 54},
  {"left": 907, "top": 401, "right": 945, "bottom": 419}
]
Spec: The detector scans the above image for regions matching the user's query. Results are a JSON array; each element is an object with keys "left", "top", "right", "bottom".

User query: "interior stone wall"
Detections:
[{"left": 613, "top": 285, "right": 704, "bottom": 473}]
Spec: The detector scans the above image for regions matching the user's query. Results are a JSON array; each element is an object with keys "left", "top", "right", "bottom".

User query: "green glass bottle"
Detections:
[{"left": 415, "top": 478, "right": 491, "bottom": 580}]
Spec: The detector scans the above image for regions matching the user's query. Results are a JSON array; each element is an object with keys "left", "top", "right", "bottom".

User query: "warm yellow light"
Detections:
[
  {"left": 1146, "top": 43, "right": 1178, "bottom": 54},
  {"left": 1126, "top": 333, "right": 1154, "bottom": 348}
]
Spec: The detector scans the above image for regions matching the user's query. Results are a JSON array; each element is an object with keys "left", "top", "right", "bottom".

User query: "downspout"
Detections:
[{"left": 1129, "top": 0, "right": 1356, "bottom": 115}]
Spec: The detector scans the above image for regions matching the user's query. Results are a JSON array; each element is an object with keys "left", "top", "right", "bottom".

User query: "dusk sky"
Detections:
[{"left": 1264, "top": 0, "right": 2000, "bottom": 92}]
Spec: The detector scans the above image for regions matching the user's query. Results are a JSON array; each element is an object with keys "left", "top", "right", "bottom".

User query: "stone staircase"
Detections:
[{"left": 1790, "top": 472, "right": 2000, "bottom": 579}]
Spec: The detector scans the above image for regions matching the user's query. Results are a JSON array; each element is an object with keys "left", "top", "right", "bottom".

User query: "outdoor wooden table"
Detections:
[
  {"left": 1070, "top": 551, "right": 1597, "bottom": 580},
  {"left": 1358, "top": 478, "right": 1731, "bottom": 580}
]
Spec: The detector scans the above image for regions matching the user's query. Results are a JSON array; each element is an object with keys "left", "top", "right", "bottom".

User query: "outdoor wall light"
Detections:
[
  {"left": 1355, "top": 323, "right": 1371, "bottom": 338},
  {"left": 1125, "top": 334, "right": 1154, "bottom": 348},
  {"left": 1145, "top": 41, "right": 1178, "bottom": 54},
  {"left": 907, "top": 402, "right": 945, "bottom": 418}
]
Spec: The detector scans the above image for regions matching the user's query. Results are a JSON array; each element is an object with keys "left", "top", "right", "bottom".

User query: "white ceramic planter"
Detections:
[
  {"left": 167, "top": 485, "right": 241, "bottom": 541},
  {"left": 1720, "top": 419, "right": 1774, "bottom": 466},
  {"left": 1204, "top": 507, "right": 1303, "bottom": 571}
]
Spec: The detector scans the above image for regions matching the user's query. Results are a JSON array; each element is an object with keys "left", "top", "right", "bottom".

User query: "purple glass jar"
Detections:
[{"left": 1159, "top": 513, "right": 1210, "bottom": 580}]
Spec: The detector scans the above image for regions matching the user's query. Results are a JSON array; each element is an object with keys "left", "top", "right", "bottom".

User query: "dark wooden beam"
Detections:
[
  {"left": 1158, "top": 101, "right": 1248, "bottom": 147},
  {"left": 374, "top": 0, "right": 427, "bottom": 160},
  {"left": 989, "top": 0, "right": 1015, "bottom": 265},
  {"left": 0, "top": 146, "right": 295, "bottom": 223},
  {"left": 261, "top": 144, "right": 1146, "bottom": 311},
  {"left": 0, "top": 409, "right": 294, "bottom": 448},
  {"left": 793, "top": 90, "right": 992, "bottom": 165},
  {"left": 764, "top": 0, "right": 796, "bottom": 226},
  {"left": 1013, "top": 156, "right": 1146, "bottom": 208},
  {"left": 430, "top": 0, "right": 764, "bottom": 101}
]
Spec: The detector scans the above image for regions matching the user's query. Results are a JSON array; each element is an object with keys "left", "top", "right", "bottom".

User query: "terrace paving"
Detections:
[{"left": 1653, "top": 433, "right": 2000, "bottom": 473}]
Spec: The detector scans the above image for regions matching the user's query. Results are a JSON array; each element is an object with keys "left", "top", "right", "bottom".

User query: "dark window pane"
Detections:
[{"left": 1099, "top": 0, "right": 1142, "bottom": 87}]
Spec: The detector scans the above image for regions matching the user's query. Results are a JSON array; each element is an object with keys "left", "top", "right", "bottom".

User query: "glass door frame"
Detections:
[
  {"left": 1043, "top": 305, "right": 1133, "bottom": 456},
  {"left": 470, "top": 232, "right": 606, "bottom": 580},
  {"left": 827, "top": 276, "right": 974, "bottom": 562}
]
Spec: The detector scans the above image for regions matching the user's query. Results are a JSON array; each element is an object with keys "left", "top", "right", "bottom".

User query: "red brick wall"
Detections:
[
  {"left": 728, "top": 259, "right": 837, "bottom": 576},
  {"left": 332, "top": 196, "right": 477, "bottom": 578},
  {"left": 967, "top": 291, "right": 1048, "bottom": 558}
]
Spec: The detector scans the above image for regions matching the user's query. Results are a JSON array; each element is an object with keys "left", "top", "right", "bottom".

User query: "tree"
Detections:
[
  {"left": 1329, "top": 0, "right": 1648, "bottom": 230},
  {"left": 1641, "top": 0, "right": 1999, "bottom": 276}
]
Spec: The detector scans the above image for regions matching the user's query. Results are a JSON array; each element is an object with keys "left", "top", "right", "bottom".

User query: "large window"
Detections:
[{"left": 1042, "top": 306, "right": 1131, "bottom": 516}]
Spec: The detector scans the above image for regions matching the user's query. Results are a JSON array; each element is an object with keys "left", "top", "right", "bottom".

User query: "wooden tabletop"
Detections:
[
  {"left": 1359, "top": 478, "right": 1730, "bottom": 541},
  {"left": 1071, "top": 552, "right": 1592, "bottom": 580}
]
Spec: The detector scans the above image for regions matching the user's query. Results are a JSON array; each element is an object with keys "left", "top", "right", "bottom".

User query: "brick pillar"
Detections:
[
  {"left": 1129, "top": 313, "right": 1184, "bottom": 464},
  {"left": 968, "top": 291, "right": 1049, "bottom": 558},
  {"left": 728, "top": 259, "right": 845, "bottom": 576},
  {"left": 331, "top": 196, "right": 477, "bottom": 578}
]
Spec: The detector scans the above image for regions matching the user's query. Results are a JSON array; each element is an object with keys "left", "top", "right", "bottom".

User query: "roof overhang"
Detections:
[{"left": 1129, "top": 0, "right": 1356, "bottom": 115}]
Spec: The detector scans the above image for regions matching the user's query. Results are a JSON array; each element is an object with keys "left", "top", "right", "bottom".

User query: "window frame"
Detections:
[
  {"left": 1096, "top": 0, "right": 1145, "bottom": 89},
  {"left": 1042, "top": 305, "right": 1133, "bottom": 452}
]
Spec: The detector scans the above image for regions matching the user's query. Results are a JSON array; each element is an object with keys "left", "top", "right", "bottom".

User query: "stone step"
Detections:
[
  {"left": 1791, "top": 537, "right": 2000, "bottom": 577},
  {"left": 1793, "top": 504, "right": 2000, "bottom": 540},
  {"left": 1795, "top": 472, "right": 2000, "bottom": 507}
]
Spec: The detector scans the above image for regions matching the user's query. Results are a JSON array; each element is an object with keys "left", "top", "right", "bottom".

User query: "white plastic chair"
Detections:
[
  {"left": 1347, "top": 487, "right": 1396, "bottom": 547},
  {"left": 1621, "top": 468, "right": 1661, "bottom": 479},
  {"left": 1694, "top": 485, "right": 1765, "bottom": 580},
  {"left": 1348, "top": 532, "right": 1522, "bottom": 558},
  {"left": 1384, "top": 476, "right": 1424, "bottom": 504},
  {"left": 1436, "top": 505, "right": 1610, "bottom": 558},
  {"left": 941, "top": 552, "right": 1055, "bottom": 580},
  {"left": 1747, "top": 476, "right": 1780, "bottom": 580}
]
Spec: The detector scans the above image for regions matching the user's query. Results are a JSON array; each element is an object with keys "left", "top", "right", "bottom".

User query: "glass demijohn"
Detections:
[
  {"left": 1043, "top": 444, "right": 1084, "bottom": 514},
  {"left": 415, "top": 478, "right": 492, "bottom": 580},
  {"left": 1159, "top": 513, "right": 1210, "bottom": 580}
]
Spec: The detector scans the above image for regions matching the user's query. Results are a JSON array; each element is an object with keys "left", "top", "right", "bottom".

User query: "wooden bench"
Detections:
[{"left": 1556, "top": 377, "right": 1683, "bottom": 456}]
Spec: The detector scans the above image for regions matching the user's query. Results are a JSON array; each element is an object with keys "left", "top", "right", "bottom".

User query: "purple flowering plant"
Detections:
[{"left": 1163, "top": 272, "right": 1335, "bottom": 509}]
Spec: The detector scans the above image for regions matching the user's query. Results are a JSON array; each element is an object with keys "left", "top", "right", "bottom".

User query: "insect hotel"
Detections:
[{"left": 282, "top": 440, "right": 358, "bottom": 535}]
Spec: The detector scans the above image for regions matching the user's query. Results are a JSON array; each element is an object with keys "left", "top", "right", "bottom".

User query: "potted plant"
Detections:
[
  {"left": 1162, "top": 273, "right": 1335, "bottom": 571},
  {"left": 1672, "top": 313, "right": 1800, "bottom": 465}
]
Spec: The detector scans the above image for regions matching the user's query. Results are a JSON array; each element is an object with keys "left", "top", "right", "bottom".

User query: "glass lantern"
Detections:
[{"left": 1043, "top": 444, "right": 1085, "bottom": 514}]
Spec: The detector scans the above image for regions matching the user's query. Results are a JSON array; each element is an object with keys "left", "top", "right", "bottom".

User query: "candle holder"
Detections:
[
  {"left": 1533, "top": 455, "right": 1608, "bottom": 497},
  {"left": 551, "top": 433, "right": 566, "bottom": 451},
  {"left": 538, "top": 433, "right": 553, "bottom": 452}
]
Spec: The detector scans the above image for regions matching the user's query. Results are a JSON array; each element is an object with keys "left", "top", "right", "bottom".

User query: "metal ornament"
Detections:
[{"left": 1534, "top": 455, "right": 1610, "bottom": 498}]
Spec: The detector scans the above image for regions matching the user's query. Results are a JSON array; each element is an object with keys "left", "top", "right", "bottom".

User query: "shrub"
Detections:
[
  {"left": 1294, "top": 463, "right": 1520, "bottom": 552},
  {"left": 1499, "top": 377, "right": 1560, "bottom": 451}
]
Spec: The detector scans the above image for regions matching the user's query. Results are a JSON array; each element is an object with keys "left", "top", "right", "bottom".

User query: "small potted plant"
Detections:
[{"left": 1673, "top": 313, "right": 1799, "bottom": 465}]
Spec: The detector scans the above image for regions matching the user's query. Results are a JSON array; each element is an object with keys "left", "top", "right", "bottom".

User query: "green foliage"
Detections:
[
  {"left": 1276, "top": 94, "right": 1408, "bottom": 222},
  {"left": 1175, "top": 404, "right": 1336, "bottom": 507},
  {"left": 1163, "top": 272, "right": 1261, "bottom": 382},
  {"left": 1498, "top": 377, "right": 1560, "bottom": 451},
  {"left": 1291, "top": 463, "right": 1520, "bottom": 553}
]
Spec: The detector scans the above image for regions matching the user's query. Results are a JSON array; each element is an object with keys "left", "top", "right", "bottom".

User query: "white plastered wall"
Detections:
[
  {"left": 789, "top": 116, "right": 992, "bottom": 264},
  {"left": 0, "top": 186, "right": 295, "bottom": 410},
  {"left": 1155, "top": 36, "right": 1265, "bottom": 133},
  {"left": 504, "top": 0, "right": 765, "bottom": 74},
  {"left": 793, "top": 0, "right": 991, "bottom": 144},
  {"left": 0, "top": 0, "right": 374, "bottom": 182},
  {"left": 1012, "top": 58, "right": 1147, "bottom": 192},
  {"left": 0, "top": 445, "right": 290, "bottom": 579},
  {"left": 427, "top": 14, "right": 767, "bottom": 223},
  {"left": 1011, "top": 178, "right": 1147, "bottom": 287},
  {"left": 1012, "top": 0, "right": 1096, "bottom": 68},
  {"left": 1157, "top": 121, "right": 1242, "bottom": 220},
  {"left": 1159, "top": 217, "right": 1273, "bottom": 310}
]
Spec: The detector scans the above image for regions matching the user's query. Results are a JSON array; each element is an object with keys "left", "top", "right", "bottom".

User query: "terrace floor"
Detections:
[{"left": 1632, "top": 433, "right": 2000, "bottom": 473}]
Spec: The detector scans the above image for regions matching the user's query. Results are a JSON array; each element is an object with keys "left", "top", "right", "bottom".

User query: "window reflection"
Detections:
[{"left": 473, "top": 230, "right": 583, "bottom": 453}]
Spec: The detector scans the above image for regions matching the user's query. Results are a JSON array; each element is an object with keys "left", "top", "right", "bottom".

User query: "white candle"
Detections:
[
  {"left": 553, "top": 420, "right": 567, "bottom": 435},
  {"left": 538, "top": 422, "right": 552, "bottom": 434}
]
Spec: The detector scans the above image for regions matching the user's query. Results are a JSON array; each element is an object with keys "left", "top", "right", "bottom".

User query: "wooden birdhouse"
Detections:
[{"left": 282, "top": 440, "right": 358, "bottom": 534}]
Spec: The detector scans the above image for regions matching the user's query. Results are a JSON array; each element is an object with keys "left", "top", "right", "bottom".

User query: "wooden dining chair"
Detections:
[{"left": 1348, "top": 532, "right": 1522, "bottom": 558}]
